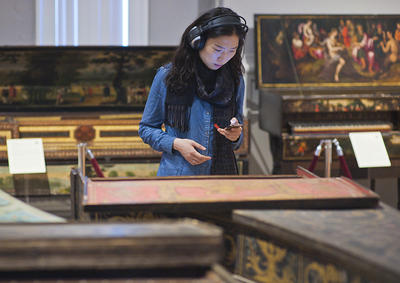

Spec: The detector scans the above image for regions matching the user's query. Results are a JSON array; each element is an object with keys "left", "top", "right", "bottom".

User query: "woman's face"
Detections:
[{"left": 199, "top": 34, "right": 239, "bottom": 70}]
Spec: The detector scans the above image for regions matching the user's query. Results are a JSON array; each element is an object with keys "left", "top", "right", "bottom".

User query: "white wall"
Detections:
[
  {"left": 148, "top": 0, "right": 200, "bottom": 45},
  {"left": 0, "top": 0, "right": 35, "bottom": 45},
  {"left": 148, "top": 0, "right": 220, "bottom": 45}
]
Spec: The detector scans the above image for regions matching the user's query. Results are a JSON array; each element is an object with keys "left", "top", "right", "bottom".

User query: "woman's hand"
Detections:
[
  {"left": 217, "top": 126, "right": 242, "bottom": 141},
  {"left": 173, "top": 138, "right": 211, "bottom": 165},
  {"left": 217, "top": 117, "right": 242, "bottom": 142}
]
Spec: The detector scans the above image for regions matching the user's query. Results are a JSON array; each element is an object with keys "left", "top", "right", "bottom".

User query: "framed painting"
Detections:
[
  {"left": 0, "top": 46, "right": 175, "bottom": 111},
  {"left": 255, "top": 15, "right": 400, "bottom": 89}
]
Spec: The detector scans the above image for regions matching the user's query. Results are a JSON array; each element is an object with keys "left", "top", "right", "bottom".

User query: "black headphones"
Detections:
[{"left": 187, "top": 14, "right": 248, "bottom": 50}]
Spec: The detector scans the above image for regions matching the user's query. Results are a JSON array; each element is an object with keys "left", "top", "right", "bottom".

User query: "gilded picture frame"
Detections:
[{"left": 255, "top": 15, "right": 400, "bottom": 89}]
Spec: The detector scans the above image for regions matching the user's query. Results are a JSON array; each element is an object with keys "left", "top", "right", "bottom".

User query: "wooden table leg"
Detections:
[
  {"left": 370, "top": 178, "right": 375, "bottom": 192},
  {"left": 397, "top": 177, "right": 400, "bottom": 210}
]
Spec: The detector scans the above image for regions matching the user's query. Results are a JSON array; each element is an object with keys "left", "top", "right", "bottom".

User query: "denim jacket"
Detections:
[{"left": 139, "top": 64, "right": 244, "bottom": 176}]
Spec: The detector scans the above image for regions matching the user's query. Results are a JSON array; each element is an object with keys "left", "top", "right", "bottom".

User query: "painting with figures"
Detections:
[
  {"left": 255, "top": 15, "right": 400, "bottom": 88},
  {"left": 0, "top": 46, "right": 175, "bottom": 110}
]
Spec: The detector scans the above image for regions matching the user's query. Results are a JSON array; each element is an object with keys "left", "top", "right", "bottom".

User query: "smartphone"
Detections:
[{"left": 224, "top": 124, "right": 243, "bottom": 130}]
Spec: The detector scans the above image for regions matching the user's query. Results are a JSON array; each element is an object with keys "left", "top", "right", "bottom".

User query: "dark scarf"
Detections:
[{"left": 165, "top": 60, "right": 238, "bottom": 175}]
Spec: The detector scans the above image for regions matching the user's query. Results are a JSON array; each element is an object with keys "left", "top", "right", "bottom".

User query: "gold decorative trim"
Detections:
[
  {"left": 99, "top": 114, "right": 142, "bottom": 119},
  {"left": 15, "top": 116, "right": 62, "bottom": 122},
  {"left": 0, "top": 130, "right": 12, "bottom": 151}
]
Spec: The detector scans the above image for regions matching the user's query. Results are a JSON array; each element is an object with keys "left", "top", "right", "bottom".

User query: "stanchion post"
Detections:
[
  {"left": 324, "top": 139, "right": 332, "bottom": 178},
  {"left": 77, "top": 142, "right": 87, "bottom": 177}
]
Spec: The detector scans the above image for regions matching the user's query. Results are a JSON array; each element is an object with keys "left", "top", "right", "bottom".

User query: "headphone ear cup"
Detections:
[
  {"left": 190, "top": 35, "right": 201, "bottom": 50},
  {"left": 195, "top": 36, "right": 206, "bottom": 50},
  {"left": 188, "top": 26, "right": 205, "bottom": 50}
]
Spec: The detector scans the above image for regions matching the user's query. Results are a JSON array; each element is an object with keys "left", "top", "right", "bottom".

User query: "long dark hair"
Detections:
[{"left": 166, "top": 7, "right": 247, "bottom": 95}]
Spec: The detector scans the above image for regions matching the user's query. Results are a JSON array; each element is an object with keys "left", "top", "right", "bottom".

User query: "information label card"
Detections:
[
  {"left": 349, "top": 132, "right": 391, "bottom": 168},
  {"left": 7, "top": 138, "right": 46, "bottom": 174}
]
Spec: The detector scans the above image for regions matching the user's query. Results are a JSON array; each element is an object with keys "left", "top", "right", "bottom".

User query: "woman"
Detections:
[{"left": 139, "top": 7, "right": 248, "bottom": 176}]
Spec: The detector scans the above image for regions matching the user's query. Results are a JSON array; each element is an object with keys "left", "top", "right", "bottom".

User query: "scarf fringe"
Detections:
[{"left": 166, "top": 104, "right": 189, "bottom": 132}]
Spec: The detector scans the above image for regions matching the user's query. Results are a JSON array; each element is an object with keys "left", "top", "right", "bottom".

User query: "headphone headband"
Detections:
[
  {"left": 199, "top": 14, "right": 248, "bottom": 34},
  {"left": 187, "top": 14, "right": 248, "bottom": 50}
]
